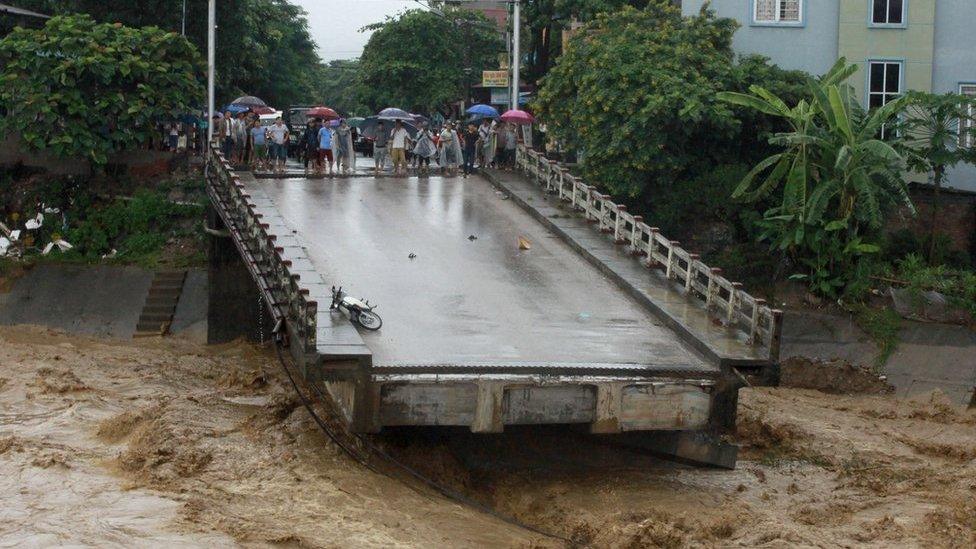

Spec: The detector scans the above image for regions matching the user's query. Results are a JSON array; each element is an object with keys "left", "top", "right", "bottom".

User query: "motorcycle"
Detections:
[{"left": 330, "top": 286, "right": 383, "bottom": 331}]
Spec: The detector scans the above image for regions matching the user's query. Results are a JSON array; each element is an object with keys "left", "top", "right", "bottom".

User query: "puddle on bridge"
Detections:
[{"left": 2, "top": 324, "right": 974, "bottom": 547}]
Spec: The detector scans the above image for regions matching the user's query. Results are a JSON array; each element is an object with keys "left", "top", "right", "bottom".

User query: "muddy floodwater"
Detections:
[{"left": 1, "top": 324, "right": 974, "bottom": 548}]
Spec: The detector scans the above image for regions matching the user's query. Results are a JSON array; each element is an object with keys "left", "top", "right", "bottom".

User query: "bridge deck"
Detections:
[{"left": 249, "top": 175, "right": 714, "bottom": 377}]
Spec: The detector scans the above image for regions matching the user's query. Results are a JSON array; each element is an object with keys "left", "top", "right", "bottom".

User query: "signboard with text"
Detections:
[{"left": 482, "top": 70, "right": 509, "bottom": 88}]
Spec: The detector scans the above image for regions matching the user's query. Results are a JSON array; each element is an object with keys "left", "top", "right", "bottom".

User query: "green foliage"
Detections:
[
  {"left": 897, "top": 92, "right": 976, "bottom": 174},
  {"left": 894, "top": 91, "right": 976, "bottom": 262},
  {"left": 883, "top": 229, "right": 971, "bottom": 268},
  {"left": 0, "top": 14, "right": 203, "bottom": 164},
  {"left": 719, "top": 58, "right": 914, "bottom": 299},
  {"left": 11, "top": 0, "right": 324, "bottom": 109},
  {"left": 316, "top": 59, "right": 368, "bottom": 117},
  {"left": 535, "top": 1, "right": 808, "bottom": 199},
  {"left": 65, "top": 190, "right": 202, "bottom": 263},
  {"left": 358, "top": 8, "right": 505, "bottom": 113},
  {"left": 853, "top": 305, "right": 901, "bottom": 368},
  {"left": 891, "top": 254, "right": 976, "bottom": 317}
]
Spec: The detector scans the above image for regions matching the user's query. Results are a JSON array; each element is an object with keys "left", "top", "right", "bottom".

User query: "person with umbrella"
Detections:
[
  {"left": 412, "top": 123, "right": 436, "bottom": 177},
  {"left": 317, "top": 119, "right": 335, "bottom": 176},
  {"left": 373, "top": 120, "right": 390, "bottom": 176},
  {"left": 390, "top": 119, "right": 411, "bottom": 177},
  {"left": 335, "top": 119, "right": 355, "bottom": 175},
  {"left": 500, "top": 122, "right": 519, "bottom": 170}
]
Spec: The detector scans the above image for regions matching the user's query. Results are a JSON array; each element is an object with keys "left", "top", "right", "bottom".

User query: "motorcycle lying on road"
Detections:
[{"left": 330, "top": 286, "right": 382, "bottom": 331}]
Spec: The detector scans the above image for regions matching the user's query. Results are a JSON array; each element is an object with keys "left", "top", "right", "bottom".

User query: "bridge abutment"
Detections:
[{"left": 206, "top": 205, "right": 267, "bottom": 344}]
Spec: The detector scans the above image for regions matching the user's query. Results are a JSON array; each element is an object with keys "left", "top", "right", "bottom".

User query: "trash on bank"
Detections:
[
  {"left": 42, "top": 239, "right": 73, "bottom": 255},
  {"left": 518, "top": 236, "right": 531, "bottom": 250},
  {"left": 25, "top": 213, "right": 44, "bottom": 230}
]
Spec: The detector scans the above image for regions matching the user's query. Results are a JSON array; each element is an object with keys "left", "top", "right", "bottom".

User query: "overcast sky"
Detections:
[{"left": 291, "top": 0, "right": 422, "bottom": 62}]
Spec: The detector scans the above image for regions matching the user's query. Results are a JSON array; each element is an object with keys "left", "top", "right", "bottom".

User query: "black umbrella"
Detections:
[{"left": 359, "top": 116, "right": 419, "bottom": 139}]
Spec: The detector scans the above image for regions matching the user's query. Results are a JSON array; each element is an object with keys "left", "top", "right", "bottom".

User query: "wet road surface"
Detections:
[{"left": 257, "top": 175, "right": 711, "bottom": 373}]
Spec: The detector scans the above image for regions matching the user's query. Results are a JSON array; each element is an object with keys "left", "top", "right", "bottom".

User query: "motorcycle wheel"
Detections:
[{"left": 354, "top": 310, "right": 383, "bottom": 331}]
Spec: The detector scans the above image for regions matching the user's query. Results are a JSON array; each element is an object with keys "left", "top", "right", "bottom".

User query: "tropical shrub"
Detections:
[
  {"left": 895, "top": 92, "right": 976, "bottom": 262},
  {"left": 0, "top": 15, "right": 202, "bottom": 165},
  {"left": 718, "top": 59, "right": 913, "bottom": 298}
]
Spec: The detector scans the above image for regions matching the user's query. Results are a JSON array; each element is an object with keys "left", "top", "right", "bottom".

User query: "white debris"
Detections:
[
  {"left": 25, "top": 213, "right": 43, "bottom": 230},
  {"left": 0, "top": 237, "right": 9, "bottom": 255},
  {"left": 43, "top": 206, "right": 61, "bottom": 214},
  {"left": 54, "top": 239, "right": 73, "bottom": 252},
  {"left": 42, "top": 242, "right": 54, "bottom": 255},
  {"left": 102, "top": 249, "right": 117, "bottom": 259},
  {"left": 9, "top": 230, "right": 20, "bottom": 242}
]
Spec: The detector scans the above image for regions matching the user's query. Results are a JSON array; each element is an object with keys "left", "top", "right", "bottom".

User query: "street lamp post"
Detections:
[
  {"left": 206, "top": 0, "right": 215, "bottom": 146},
  {"left": 511, "top": 0, "right": 520, "bottom": 111}
]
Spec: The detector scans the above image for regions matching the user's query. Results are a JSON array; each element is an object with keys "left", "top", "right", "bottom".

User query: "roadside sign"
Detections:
[{"left": 482, "top": 70, "right": 509, "bottom": 88}]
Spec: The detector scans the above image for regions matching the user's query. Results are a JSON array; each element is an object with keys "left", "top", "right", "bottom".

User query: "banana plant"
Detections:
[{"left": 717, "top": 58, "right": 913, "bottom": 298}]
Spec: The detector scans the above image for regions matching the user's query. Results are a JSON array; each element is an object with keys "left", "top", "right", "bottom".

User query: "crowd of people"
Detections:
[
  {"left": 371, "top": 118, "right": 522, "bottom": 178},
  {"left": 205, "top": 106, "right": 526, "bottom": 178},
  {"left": 213, "top": 111, "right": 292, "bottom": 174}
]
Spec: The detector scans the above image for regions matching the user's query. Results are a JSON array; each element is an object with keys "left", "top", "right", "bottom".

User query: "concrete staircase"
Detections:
[{"left": 134, "top": 270, "right": 187, "bottom": 337}]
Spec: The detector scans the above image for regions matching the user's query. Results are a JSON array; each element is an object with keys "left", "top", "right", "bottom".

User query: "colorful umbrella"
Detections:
[
  {"left": 347, "top": 117, "right": 366, "bottom": 128},
  {"left": 410, "top": 113, "right": 429, "bottom": 125},
  {"left": 377, "top": 107, "right": 412, "bottom": 121},
  {"left": 230, "top": 95, "right": 267, "bottom": 107},
  {"left": 307, "top": 106, "right": 340, "bottom": 120},
  {"left": 249, "top": 105, "right": 276, "bottom": 115},
  {"left": 500, "top": 109, "right": 535, "bottom": 125},
  {"left": 466, "top": 104, "right": 499, "bottom": 118}
]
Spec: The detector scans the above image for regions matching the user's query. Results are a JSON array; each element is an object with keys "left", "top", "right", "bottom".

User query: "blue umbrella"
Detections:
[
  {"left": 377, "top": 107, "right": 412, "bottom": 121},
  {"left": 222, "top": 104, "right": 249, "bottom": 114},
  {"left": 465, "top": 104, "right": 499, "bottom": 118}
]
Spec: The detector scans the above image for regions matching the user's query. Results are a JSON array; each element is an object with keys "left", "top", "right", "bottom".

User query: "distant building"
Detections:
[
  {"left": 682, "top": 0, "right": 976, "bottom": 191},
  {"left": 453, "top": 0, "right": 508, "bottom": 29}
]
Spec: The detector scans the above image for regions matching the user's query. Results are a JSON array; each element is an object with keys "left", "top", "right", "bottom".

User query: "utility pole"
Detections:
[
  {"left": 206, "top": 0, "right": 215, "bottom": 145},
  {"left": 510, "top": 0, "right": 520, "bottom": 111}
]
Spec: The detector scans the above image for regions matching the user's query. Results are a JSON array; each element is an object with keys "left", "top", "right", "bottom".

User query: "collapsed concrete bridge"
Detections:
[{"left": 205, "top": 146, "right": 782, "bottom": 467}]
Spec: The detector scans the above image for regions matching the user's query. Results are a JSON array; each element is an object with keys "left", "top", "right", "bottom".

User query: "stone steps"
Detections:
[{"left": 133, "top": 270, "right": 187, "bottom": 338}]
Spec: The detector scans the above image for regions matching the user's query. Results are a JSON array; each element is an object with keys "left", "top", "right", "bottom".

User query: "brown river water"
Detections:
[{"left": 1, "top": 324, "right": 974, "bottom": 547}]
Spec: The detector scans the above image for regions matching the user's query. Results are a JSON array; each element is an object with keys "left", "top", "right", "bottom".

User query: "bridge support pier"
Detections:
[{"left": 206, "top": 205, "right": 266, "bottom": 344}]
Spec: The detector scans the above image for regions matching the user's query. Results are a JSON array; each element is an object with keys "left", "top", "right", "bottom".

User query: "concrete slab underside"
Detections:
[{"left": 254, "top": 175, "right": 714, "bottom": 376}]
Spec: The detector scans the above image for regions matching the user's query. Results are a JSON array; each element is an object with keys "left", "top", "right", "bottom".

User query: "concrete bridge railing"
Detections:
[
  {"left": 516, "top": 145, "right": 783, "bottom": 361},
  {"left": 205, "top": 149, "right": 319, "bottom": 353}
]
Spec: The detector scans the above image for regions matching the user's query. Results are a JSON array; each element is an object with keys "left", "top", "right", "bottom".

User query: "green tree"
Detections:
[
  {"left": 315, "top": 59, "right": 368, "bottom": 117},
  {"left": 718, "top": 59, "right": 913, "bottom": 297},
  {"left": 357, "top": 8, "right": 504, "bottom": 113},
  {"left": 895, "top": 91, "right": 976, "bottom": 262},
  {"left": 0, "top": 14, "right": 203, "bottom": 164},
  {"left": 535, "top": 1, "right": 806, "bottom": 197},
  {"left": 11, "top": 0, "right": 323, "bottom": 108}
]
